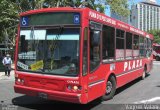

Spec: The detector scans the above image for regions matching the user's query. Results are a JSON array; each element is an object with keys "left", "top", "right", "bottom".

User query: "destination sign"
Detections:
[{"left": 20, "top": 12, "right": 80, "bottom": 26}]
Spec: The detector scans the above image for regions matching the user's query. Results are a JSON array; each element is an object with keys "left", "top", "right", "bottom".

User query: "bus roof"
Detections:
[{"left": 20, "top": 7, "right": 153, "bottom": 40}]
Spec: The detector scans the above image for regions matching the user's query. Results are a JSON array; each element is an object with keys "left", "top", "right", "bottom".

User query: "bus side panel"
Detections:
[
  {"left": 115, "top": 60, "right": 143, "bottom": 88},
  {"left": 87, "top": 65, "right": 109, "bottom": 102},
  {"left": 143, "top": 57, "right": 153, "bottom": 73}
]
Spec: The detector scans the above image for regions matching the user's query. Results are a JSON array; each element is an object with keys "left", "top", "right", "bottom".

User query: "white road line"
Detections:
[{"left": 134, "top": 97, "right": 160, "bottom": 104}]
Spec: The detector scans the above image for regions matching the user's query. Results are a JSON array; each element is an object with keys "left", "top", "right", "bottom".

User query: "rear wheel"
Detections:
[{"left": 102, "top": 76, "right": 116, "bottom": 100}]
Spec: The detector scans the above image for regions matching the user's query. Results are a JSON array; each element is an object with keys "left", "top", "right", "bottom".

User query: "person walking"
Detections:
[{"left": 2, "top": 54, "right": 12, "bottom": 77}]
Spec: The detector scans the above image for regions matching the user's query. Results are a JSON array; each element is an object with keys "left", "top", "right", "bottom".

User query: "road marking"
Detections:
[{"left": 134, "top": 97, "right": 160, "bottom": 104}]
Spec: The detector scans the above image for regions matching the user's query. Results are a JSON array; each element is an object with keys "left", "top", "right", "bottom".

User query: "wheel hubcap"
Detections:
[{"left": 106, "top": 81, "right": 112, "bottom": 94}]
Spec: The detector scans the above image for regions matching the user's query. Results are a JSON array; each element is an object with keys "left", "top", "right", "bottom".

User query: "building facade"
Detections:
[{"left": 131, "top": 1, "right": 160, "bottom": 31}]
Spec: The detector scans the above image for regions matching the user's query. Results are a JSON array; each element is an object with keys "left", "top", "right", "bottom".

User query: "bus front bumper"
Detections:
[{"left": 14, "top": 85, "right": 85, "bottom": 104}]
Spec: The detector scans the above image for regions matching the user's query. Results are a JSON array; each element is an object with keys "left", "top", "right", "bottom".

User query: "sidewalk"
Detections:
[{"left": 0, "top": 64, "right": 15, "bottom": 81}]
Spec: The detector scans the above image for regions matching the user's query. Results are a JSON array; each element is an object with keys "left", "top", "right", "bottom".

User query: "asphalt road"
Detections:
[{"left": 0, "top": 61, "right": 160, "bottom": 110}]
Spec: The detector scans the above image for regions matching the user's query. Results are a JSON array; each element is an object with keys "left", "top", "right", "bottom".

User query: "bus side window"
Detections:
[
  {"left": 116, "top": 29, "right": 125, "bottom": 60},
  {"left": 133, "top": 35, "right": 139, "bottom": 58},
  {"left": 90, "top": 30, "right": 101, "bottom": 72},
  {"left": 126, "top": 32, "right": 133, "bottom": 59},
  {"left": 139, "top": 36, "right": 145, "bottom": 57},
  {"left": 102, "top": 25, "right": 115, "bottom": 61},
  {"left": 146, "top": 38, "right": 152, "bottom": 57}
]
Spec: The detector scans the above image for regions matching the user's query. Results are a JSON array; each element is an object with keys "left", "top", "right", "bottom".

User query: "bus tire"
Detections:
[
  {"left": 156, "top": 56, "right": 159, "bottom": 61},
  {"left": 141, "top": 67, "right": 147, "bottom": 80},
  {"left": 102, "top": 76, "right": 116, "bottom": 101}
]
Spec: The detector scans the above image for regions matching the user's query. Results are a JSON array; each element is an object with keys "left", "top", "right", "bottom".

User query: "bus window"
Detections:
[
  {"left": 133, "top": 35, "right": 139, "bottom": 58},
  {"left": 116, "top": 29, "right": 125, "bottom": 60},
  {"left": 90, "top": 30, "right": 101, "bottom": 72},
  {"left": 102, "top": 25, "right": 115, "bottom": 61},
  {"left": 83, "top": 27, "right": 88, "bottom": 76},
  {"left": 126, "top": 32, "right": 133, "bottom": 59},
  {"left": 146, "top": 38, "right": 152, "bottom": 57},
  {"left": 139, "top": 36, "right": 145, "bottom": 57}
]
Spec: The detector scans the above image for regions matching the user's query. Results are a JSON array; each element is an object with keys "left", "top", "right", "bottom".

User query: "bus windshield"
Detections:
[{"left": 17, "top": 27, "right": 80, "bottom": 76}]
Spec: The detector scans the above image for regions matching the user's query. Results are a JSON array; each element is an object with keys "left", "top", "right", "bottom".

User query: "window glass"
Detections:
[
  {"left": 102, "top": 25, "right": 115, "bottom": 61},
  {"left": 139, "top": 36, "right": 145, "bottom": 57},
  {"left": 146, "top": 38, "right": 152, "bottom": 57},
  {"left": 90, "top": 30, "right": 101, "bottom": 72},
  {"left": 83, "top": 27, "right": 88, "bottom": 76},
  {"left": 116, "top": 29, "right": 125, "bottom": 60},
  {"left": 18, "top": 28, "right": 80, "bottom": 76},
  {"left": 126, "top": 32, "right": 133, "bottom": 59},
  {"left": 133, "top": 35, "right": 139, "bottom": 58}
]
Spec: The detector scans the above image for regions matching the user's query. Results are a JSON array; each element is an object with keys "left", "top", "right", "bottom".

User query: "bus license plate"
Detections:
[{"left": 38, "top": 93, "right": 48, "bottom": 99}]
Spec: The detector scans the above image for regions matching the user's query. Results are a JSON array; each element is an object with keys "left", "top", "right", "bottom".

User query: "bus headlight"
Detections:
[
  {"left": 73, "top": 86, "right": 78, "bottom": 91},
  {"left": 16, "top": 78, "right": 24, "bottom": 85},
  {"left": 67, "top": 85, "right": 82, "bottom": 92},
  {"left": 17, "top": 79, "right": 21, "bottom": 82}
]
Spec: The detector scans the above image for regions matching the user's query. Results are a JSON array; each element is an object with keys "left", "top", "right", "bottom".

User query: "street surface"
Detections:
[{"left": 0, "top": 61, "right": 160, "bottom": 110}]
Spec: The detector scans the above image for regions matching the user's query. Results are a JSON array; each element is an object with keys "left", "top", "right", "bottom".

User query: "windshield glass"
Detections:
[{"left": 17, "top": 27, "right": 80, "bottom": 76}]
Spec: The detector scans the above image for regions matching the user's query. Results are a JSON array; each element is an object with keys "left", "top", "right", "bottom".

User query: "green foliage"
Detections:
[
  {"left": 148, "top": 29, "right": 160, "bottom": 43},
  {"left": 94, "top": 0, "right": 130, "bottom": 16},
  {"left": 0, "top": 0, "right": 130, "bottom": 44},
  {"left": 0, "top": 0, "right": 19, "bottom": 44}
]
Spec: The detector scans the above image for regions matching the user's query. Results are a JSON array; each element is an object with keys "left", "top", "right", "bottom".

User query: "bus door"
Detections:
[{"left": 87, "top": 21, "right": 105, "bottom": 101}]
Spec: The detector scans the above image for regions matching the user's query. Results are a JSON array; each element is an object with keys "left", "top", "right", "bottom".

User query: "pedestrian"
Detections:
[{"left": 2, "top": 54, "right": 12, "bottom": 77}]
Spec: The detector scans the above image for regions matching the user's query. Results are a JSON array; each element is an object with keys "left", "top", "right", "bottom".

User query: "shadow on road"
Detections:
[
  {"left": 115, "top": 74, "right": 150, "bottom": 95},
  {"left": 12, "top": 95, "right": 102, "bottom": 110}
]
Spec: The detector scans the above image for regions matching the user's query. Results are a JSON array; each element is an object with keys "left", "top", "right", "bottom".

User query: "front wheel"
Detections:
[{"left": 102, "top": 76, "right": 116, "bottom": 101}]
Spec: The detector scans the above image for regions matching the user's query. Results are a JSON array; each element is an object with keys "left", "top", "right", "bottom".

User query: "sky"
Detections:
[{"left": 105, "top": 0, "right": 160, "bottom": 16}]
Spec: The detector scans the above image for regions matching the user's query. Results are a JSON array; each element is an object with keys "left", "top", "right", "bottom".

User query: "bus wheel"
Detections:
[
  {"left": 156, "top": 56, "right": 159, "bottom": 61},
  {"left": 141, "top": 67, "right": 147, "bottom": 80},
  {"left": 102, "top": 76, "right": 116, "bottom": 101}
]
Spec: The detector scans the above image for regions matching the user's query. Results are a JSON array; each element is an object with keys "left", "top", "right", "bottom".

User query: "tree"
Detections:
[
  {"left": 45, "top": 0, "right": 130, "bottom": 17},
  {"left": 0, "top": 0, "right": 19, "bottom": 45},
  {"left": 106, "top": 0, "right": 130, "bottom": 17},
  {"left": 83, "top": 0, "right": 130, "bottom": 17},
  {"left": 0, "top": 0, "right": 130, "bottom": 45},
  {"left": 148, "top": 30, "right": 160, "bottom": 44}
]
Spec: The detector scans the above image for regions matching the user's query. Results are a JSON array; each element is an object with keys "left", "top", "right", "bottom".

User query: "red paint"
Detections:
[{"left": 14, "top": 7, "right": 153, "bottom": 104}]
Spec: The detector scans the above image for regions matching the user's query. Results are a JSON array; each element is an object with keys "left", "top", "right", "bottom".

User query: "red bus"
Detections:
[
  {"left": 153, "top": 43, "right": 160, "bottom": 61},
  {"left": 14, "top": 7, "right": 153, "bottom": 104}
]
